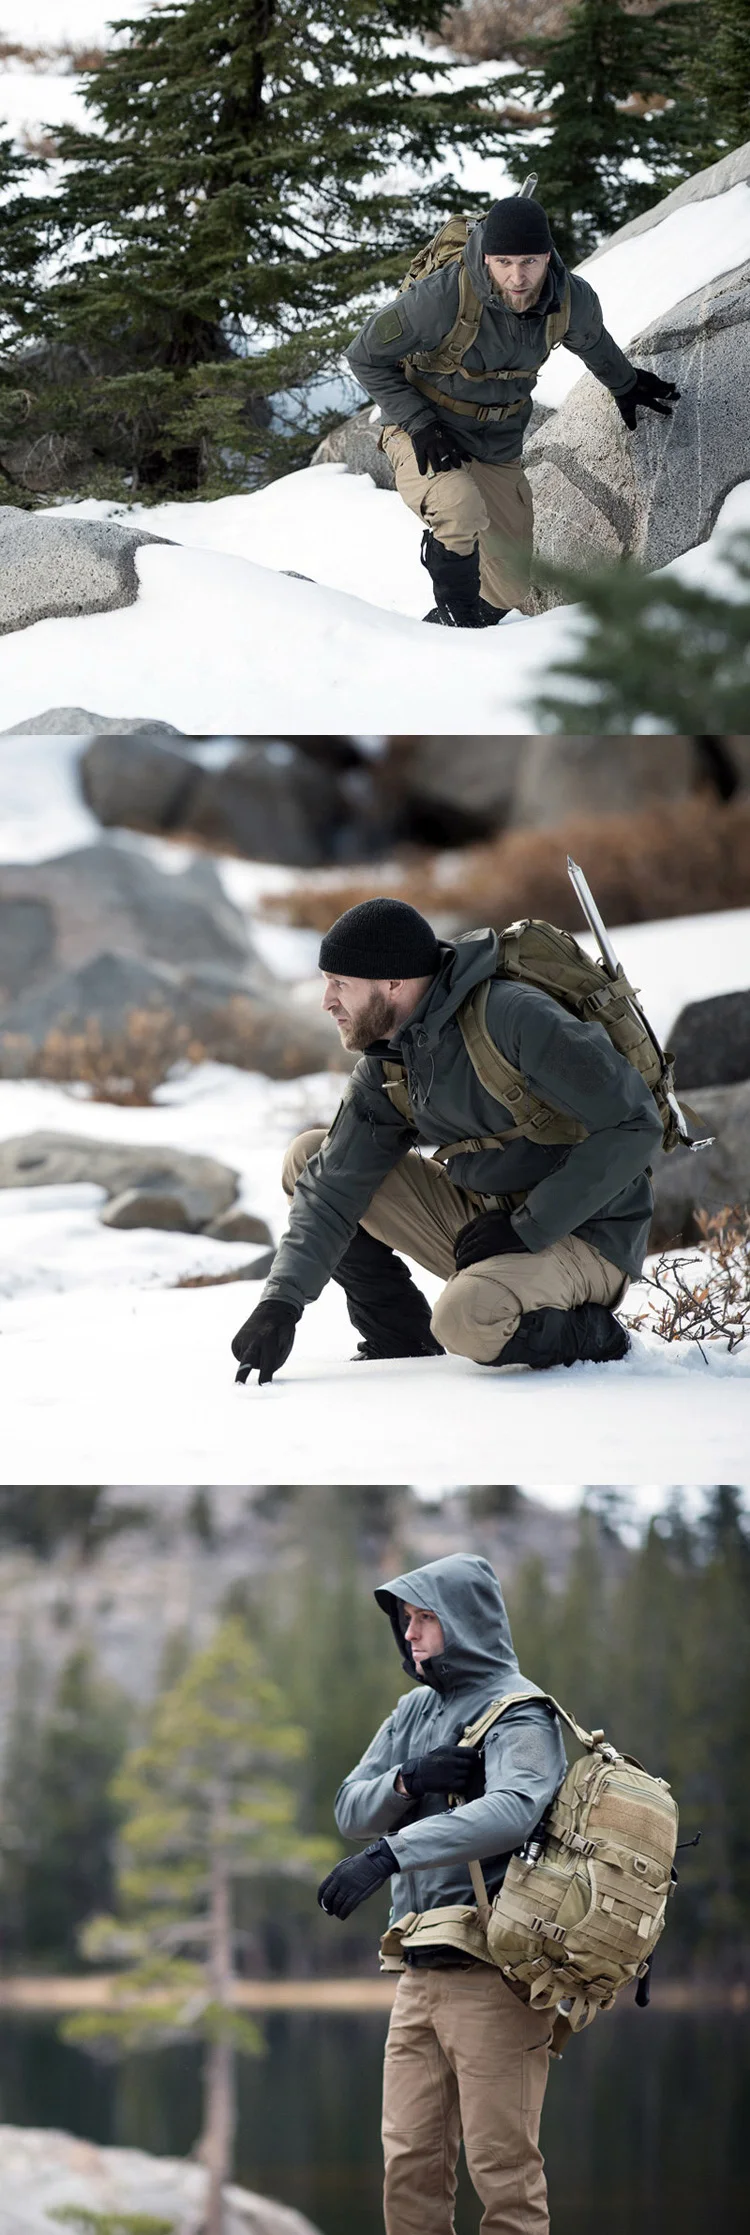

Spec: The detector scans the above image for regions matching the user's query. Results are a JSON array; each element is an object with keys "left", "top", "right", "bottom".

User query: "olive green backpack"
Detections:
[
  {"left": 382, "top": 916, "right": 697, "bottom": 1160},
  {"left": 397, "top": 212, "right": 571, "bottom": 425},
  {"left": 380, "top": 1692, "right": 679, "bottom": 2056}
]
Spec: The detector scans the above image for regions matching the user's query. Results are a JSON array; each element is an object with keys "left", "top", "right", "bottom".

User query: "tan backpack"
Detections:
[
  {"left": 397, "top": 212, "right": 571, "bottom": 425},
  {"left": 380, "top": 1691, "right": 679, "bottom": 2055},
  {"left": 382, "top": 916, "right": 697, "bottom": 1161}
]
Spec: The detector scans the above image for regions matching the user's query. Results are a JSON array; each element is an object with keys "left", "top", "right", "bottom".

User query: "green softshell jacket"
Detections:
[
  {"left": 262, "top": 928, "right": 664, "bottom": 1314},
  {"left": 335, "top": 1554, "right": 567, "bottom": 1920},
  {"left": 347, "top": 219, "right": 637, "bottom": 464}
]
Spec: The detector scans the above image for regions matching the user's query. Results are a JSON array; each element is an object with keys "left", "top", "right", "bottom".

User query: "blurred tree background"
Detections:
[{"left": 0, "top": 1485, "right": 748, "bottom": 1983}]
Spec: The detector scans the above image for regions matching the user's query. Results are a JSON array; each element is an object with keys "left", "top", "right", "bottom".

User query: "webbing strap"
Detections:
[{"left": 404, "top": 366, "right": 528, "bottom": 422}]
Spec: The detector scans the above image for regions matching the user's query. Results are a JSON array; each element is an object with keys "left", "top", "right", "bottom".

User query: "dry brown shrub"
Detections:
[
  {"left": 20, "top": 129, "right": 60, "bottom": 159},
  {"left": 627, "top": 1206, "right": 750, "bottom": 1355},
  {"left": 440, "top": 0, "right": 697, "bottom": 62},
  {"left": 259, "top": 797, "right": 750, "bottom": 938},
  {"left": 0, "top": 1011, "right": 203, "bottom": 1106},
  {"left": 0, "top": 38, "right": 105, "bottom": 70}
]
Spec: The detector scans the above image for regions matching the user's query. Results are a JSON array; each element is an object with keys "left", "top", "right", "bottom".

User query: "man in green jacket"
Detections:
[
  {"left": 317, "top": 1551, "right": 567, "bottom": 2235},
  {"left": 346, "top": 195, "right": 679, "bottom": 627},
  {"left": 232, "top": 897, "right": 663, "bottom": 1385}
]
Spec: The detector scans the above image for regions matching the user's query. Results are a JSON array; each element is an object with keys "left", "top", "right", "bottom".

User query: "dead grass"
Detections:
[
  {"left": 0, "top": 1012, "right": 203, "bottom": 1106},
  {"left": 0, "top": 39, "right": 105, "bottom": 70},
  {"left": 628, "top": 1206, "right": 750, "bottom": 1356},
  {"left": 173, "top": 1265, "right": 267, "bottom": 1290},
  {"left": 440, "top": 0, "right": 698, "bottom": 61},
  {"left": 258, "top": 797, "right": 750, "bottom": 938}
]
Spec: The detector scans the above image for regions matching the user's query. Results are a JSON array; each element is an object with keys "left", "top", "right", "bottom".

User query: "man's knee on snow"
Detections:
[
  {"left": 431, "top": 1270, "right": 520, "bottom": 1364},
  {"left": 281, "top": 1126, "right": 327, "bottom": 1197}
]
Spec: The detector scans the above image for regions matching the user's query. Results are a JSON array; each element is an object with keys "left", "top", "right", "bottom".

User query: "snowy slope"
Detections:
[{"left": 0, "top": 475, "right": 748, "bottom": 735}]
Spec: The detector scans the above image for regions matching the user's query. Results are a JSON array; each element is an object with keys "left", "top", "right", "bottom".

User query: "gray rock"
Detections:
[
  {"left": 1, "top": 708, "right": 184, "bottom": 735},
  {"left": 585, "top": 139, "right": 750, "bottom": 261},
  {"left": 648, "top": 1079, "right": 750, "bottom": 1248},
  {"left": 0, "top": 512, "right": 173, "bottom": 637},
  {"left": 0, "top": 1132, "right": 239, "bottom": 1232},
  {"left": 0, "top": 949, "right": 349, "bottom": 1081},
  {"left": 311, "top": 404, "right": 396, "bottom": 489},
  {"left": 0, "top": 2126, "right": 323, "bottom": 2235},
  {"left": 382, "top": 735, "right": 524, "bottom": 835},
  {"left": 80, "top": 735, "right": 347, "bottom": 867},
  {"left": 205, "top": 1208, "right": 274, "bottom": 1245},
  {"left": 507, "top": 736, "right": 695, "bottom": 827},
  {"left": 669, "top": 989, "right": 750, "bottom": 1091},
  {"left": 0, "top": 843, "right": 265, "bottom": 991},
  {"left": 525, "top": 246, "right": 750, "bottom": 602}
]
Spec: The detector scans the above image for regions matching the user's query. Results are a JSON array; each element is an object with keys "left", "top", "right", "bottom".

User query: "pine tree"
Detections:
[
  {"left": 64, "top": 1618, "right": 334, "bottom": 2235},
  {"left": 532, "top": 533, "right": 750, "bottom": 732},
  {"left": 496, "top": 0, "right": 700, "bottom": 263},
  {"left": 0, "top": 131, "right": 52, "bottom": 499},
  {"left": 687, "top": 0, "right": 750, "bottom": 165},
  {"left": 0, "top": 1647, "right": 129, "bottom": 1963},
  {"left": 19, "top": 0, "right": 516, "bottom": 501}
]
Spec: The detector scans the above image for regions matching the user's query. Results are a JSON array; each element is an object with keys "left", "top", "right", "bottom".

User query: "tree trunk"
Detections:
[{"left": 201, "top": 1807, "right": 236, "bottom": 2235}]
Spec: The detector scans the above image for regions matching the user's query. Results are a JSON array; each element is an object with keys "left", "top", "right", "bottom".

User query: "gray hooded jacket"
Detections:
[
  {"left": 347, "top": 222, "right": 637, "bottom": 465},
  {"left": 263, "top": 929, "right": 664, "bottom": 1314},
  {"left": 335, "top": 1554, "right": 567, "bottom": 1921}
]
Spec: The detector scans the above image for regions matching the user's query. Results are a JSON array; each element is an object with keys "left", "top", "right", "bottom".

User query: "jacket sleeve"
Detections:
[
  {"left": 334, "top": 1709, "right": 422, "bottom": 1840},
  {"left": 563, "top": 270, "right": 637, "bottom": 396},
  {"left": 346, "top": 266, "right": 462, "bottom": 436},
  {"left": 261, "top": 1064, "right": 417, "bottom": 1313},
  {"left": 385, "top": 1702, "right": 566, "bottom": 1872},
  {"left": 487, "top": 982, "right": 664, "bottom": 1253}
]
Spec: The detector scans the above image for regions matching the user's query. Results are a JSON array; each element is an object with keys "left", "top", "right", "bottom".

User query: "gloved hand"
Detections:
[
  {"left": 454, "top": 1209, "right": 529, "bottom": 1272},
  {"left": 317, "top": 1839, "right": 398, "bottom": 1919},
  {"left": 411, "top": 419, "right": 465, "bottom": 477},
  {"left": 399, "top": 1744, "right": 480, "bottom": 1798},
  {"left": 616, "top": 369, "right": 681, "bottom": 430},
  {"left": 232, "top": 1297, "right": 301, "bottom": 1385}
]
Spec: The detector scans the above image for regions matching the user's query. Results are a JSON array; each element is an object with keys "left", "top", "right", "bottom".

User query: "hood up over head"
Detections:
[{"left": 374, "top": 1552, "right": 535, "bottom": 1698}]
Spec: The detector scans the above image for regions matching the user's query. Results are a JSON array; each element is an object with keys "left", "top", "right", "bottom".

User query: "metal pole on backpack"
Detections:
[
  {"left": 566, "top": 857, "right": 714, "bottom": 1152},
  {"left": 517, "top": 173, "right": 539, "bottom": 198}
]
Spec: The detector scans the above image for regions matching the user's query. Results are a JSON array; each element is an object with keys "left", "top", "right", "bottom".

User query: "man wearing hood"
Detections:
[
  {"left": 346, "top": 195, "right": 679, "bottom": 627},
  {"left": 317, "top": 1553, "right": 567, "bottom": 2234},
  {"left": 231, "top": 896, "right": 663, "bottom": 1385}
]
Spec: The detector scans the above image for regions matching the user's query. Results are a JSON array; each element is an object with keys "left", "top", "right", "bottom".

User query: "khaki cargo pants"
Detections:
[
  {"left": 282, "top": 1131, "right": 625, "bottom": 1365},
  {"left": 381, "top": 423, "right": 534, "bottom": 612},
  {"left": 382, "top": 1965, "right": 552, "bottom": 2235}
]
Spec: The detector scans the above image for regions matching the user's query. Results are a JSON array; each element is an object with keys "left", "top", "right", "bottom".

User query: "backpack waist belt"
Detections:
[{"left": 404, "top": 365, "right": 528, "bottom": 423}]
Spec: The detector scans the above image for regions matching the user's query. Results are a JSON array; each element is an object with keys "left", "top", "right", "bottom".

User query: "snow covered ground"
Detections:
[{"left": 0, "top": 741, "right": 748, "bottom": 1488}]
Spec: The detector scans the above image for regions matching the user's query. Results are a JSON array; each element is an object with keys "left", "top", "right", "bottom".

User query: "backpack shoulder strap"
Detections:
[
  {"left": 545, "top": 273, "right": 571, "bottom": 353},
  {"left": 460, "top": 1691, "right": 605, "bottom": 1754},
  {"left": 455, "top": 979, "right": 588, "bottom": 1148},
  {"left": 407, "top": 253, "right": 485, "bottom": 378}
]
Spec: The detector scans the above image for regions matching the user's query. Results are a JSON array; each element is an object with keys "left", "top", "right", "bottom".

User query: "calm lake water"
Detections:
[{"left": 0, "top": 2004, "right": 748, "bottom": 2234}]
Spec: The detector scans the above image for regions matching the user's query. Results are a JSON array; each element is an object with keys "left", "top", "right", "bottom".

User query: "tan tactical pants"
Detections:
[
  {"left": 282, "top": 1130, "right": 625, "bottom": 1365},
  {"left": 382, "top": 1966, "right": 552, "bottom": 2235},
  {"left": 381, "top": 423, "right": 534, "bottom": 612}
]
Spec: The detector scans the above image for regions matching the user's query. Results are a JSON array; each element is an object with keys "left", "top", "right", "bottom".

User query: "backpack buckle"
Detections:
[{"left": 531, "top": 1916, "right": 566, "bottom": 1944}]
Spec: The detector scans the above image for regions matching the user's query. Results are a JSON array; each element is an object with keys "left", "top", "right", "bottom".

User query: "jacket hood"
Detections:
[
  {"left": 374, "top": 1552, "right": 538, "bottom": 1698},
  {"left": 464, "top": 219, "right": 568, "bottom": 314},
  {"left": 389, "top": 928, "right": 499, "bottom": 1053}
]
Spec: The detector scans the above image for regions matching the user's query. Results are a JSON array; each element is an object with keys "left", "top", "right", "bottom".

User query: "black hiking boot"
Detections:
[
  {"left": 477, "top": 597, "right": 508, "bottom": 626},
  {"left": 495, "top": 1302, "right": 631, "bottom": 1371},
  {"left": 332, "top": 1225, "right": 444, "bottom": 1360},
  {"left": 421, "top": 531, "right": 487, "bottom": 628}
]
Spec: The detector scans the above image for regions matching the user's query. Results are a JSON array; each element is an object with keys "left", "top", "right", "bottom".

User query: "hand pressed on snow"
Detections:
[{"left": 232, "top": 1298, "right": 301, "bottom": 1385}]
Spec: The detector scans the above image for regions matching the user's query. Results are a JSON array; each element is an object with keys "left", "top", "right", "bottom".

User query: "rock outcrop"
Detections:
[
  {"left": 311, "top": 403, "right": 396, "bottom": 488},
  {"left": 79, "top": 734, "right": 365, "bottom": 868},
  {"left": 0, "top": 845, "right": 349, "bottom": 1082},
  {"left": 0, "top": 512, "right": 173, "bottom": 636},
  {"left": 0, "top": 1132, "right": 241, "bottom": 1235},
  {"left": 0, "top": 2127, "right": 323, "bottom": 2235},
  {"left": 648, "top": 1079, "right": 750, "bottom": 1248},
  {"left": 1, "top": 709, "right": 184, "bottom": 735},
  {"left": 668, "top": 989, "right": 750, "bottom": 1092}
]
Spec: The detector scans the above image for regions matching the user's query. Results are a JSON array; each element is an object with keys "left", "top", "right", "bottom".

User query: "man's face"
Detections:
[
  {"left": 402, "top": 1602, "right": 445, "bottom": 1673},
  {"left": 321, "top": 972, "right": 399, "bottom": 1052},
  {"left": 484, "top": 250, "right": 550, "bottom": 310}
]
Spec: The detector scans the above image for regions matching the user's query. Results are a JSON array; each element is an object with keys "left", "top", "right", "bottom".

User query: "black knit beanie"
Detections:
[
  {"left": 483, "top": 198, "right": 552, "bottom": 257},
  {"left": 319, "top": 898, "right": 440, "bottom": 979}
]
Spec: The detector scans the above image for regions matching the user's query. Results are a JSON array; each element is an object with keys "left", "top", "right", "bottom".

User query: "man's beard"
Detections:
[
  {"left": 337, "top": 989, "right": 399, "bottom": 1051},
  {"left": 497, "top": 276, "right": 546, "bottom": 311}
]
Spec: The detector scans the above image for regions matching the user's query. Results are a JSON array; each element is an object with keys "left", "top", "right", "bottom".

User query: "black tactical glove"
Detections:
[
  {"left": 232, "top": 1297, "right": 301, "bottom": 1385},
  {"left": 454, "top": 1209, "right": 529, "bottom": 1272},
  {"left": 317, "top": 1839, "right": 399, "bottom": 1919},
  {"left": 399, "top": 1745, "right": 480, "bottom": 1798},
  {"left": 616, "top": 369, "right": 681, "bottom": 430},
  {"left": 411, "top": 420, "right": 465, "bottom": 477}
]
